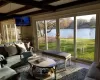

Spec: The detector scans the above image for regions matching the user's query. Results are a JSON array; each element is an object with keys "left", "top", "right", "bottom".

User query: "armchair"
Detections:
[{"left": 20, "top": 51, "right": 33, "bottom": 63}]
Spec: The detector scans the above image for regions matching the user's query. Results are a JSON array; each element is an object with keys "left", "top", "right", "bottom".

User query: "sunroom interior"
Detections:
[{"left": 0, "top": 0, "right": 100, "bottom": 80}]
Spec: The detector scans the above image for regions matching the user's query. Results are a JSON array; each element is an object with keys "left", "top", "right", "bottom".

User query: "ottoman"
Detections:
[{"left": 42, "top": 50, "right": 71, "bottom": 69}]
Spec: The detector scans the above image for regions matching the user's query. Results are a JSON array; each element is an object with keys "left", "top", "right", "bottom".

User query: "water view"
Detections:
[{"left": 47, "top": 28, "right": 95, "bottom": 39}]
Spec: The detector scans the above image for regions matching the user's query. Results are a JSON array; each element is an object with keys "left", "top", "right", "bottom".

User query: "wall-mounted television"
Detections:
[{"left": 15, "top": 16, "right": 31, "bottom": 26}]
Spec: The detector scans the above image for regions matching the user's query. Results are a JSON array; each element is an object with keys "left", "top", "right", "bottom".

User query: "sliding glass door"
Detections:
[
  {"left": 36, "top": 21, "right": 46, "bottom": 50},
  {"left": 36, "top": 19, "right": 57, "bottom": 50},
  {"left": 36, "top": 14, "right": 96, "bottom": 61},
  {"left": 46, "top": 19, "right": 56, "bottom": 50},
  {"left": 76, "top": 14, "right": 96, "bottom": 61},
  {"left": 59, "top": 17, "right": 74, "bottom": 56}
]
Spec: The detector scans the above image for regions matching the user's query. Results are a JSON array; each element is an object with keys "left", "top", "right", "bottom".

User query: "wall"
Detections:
[
  {"left": 21, "top": 26, "right": 33, "bottom": 39},
  {"left": 0, "top": 17, "right": 33, "bottom": 43}
]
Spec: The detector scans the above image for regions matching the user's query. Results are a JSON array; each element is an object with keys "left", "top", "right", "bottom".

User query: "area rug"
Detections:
[{"left": 15, "top": 64, "right": 88, "bottom": 80}]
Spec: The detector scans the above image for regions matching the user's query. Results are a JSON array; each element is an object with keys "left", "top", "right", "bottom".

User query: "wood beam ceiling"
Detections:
[
  {"left": 5, "top": 0, "right": 57, "bottom": 11},
  {"left": 6, "top": 0, "right": 59, "bottom": 15},
  {"left": 56, "top": 0, "right": 99, "bottom": 9},
  {"left": 0, "top": 1, "right": 9, "bottom": 17},
  {"left": 0, "top": 0, "right": 99, "bottom": 21},
  {"left": 22, "top": 0, "right": 99, "bottom": 16},
  {"left": 0, "top": 0, "right": 59, "bottom": 21},
  {"left": 0, "top": 1, "right": 9, "bottom": 7}
]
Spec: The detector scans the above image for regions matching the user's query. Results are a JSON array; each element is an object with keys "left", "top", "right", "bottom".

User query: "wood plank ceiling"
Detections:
[{"left": 0, "top": 0, "right": 99, "bottom": 21}]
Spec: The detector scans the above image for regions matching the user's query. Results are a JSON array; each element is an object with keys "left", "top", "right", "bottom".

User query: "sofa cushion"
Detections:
[
  {"left": 6, "top": 55, "right": 20, "bottom": 67},
  {"left": 15, "top": 42, "right": 27, "bottom": 54},
  {"left": 4, "top": 45, "right": 18, "bottom": 57},
  {"left": 0, "top": 46, "right": 8, "bottom": 58},
  {"left": 0, "top": 66, "right": 16, "bottom": 80},
  {"left": 86, "top": 62, "right": 100, "bottom": 80}
]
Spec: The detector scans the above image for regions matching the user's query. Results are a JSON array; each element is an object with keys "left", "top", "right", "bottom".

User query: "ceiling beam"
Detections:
[
  {"left": 21, "top": 10, "right": 47, "bottom": 16},
  {"left": 20, "top": 0, "right": 100, "bottom": 16},
  {"left": 7, "top": 6, "right": 32, "bottom": 15},
  {"left": 6, "top": 0, "right": 59, "bottom": 15},
  {"left": 55, "top": 0, "right": 99, "bottom": 9},
  {"left": 0, "top": 14, "right": 16, "bottom": 21},
  {"left": 0, "top": 13, "right": 7, "bottom": 16},
  {"left": 1, "top": 0, "right": 99, "bottom": 21},
  {"left": 0, "top": 1, "right": 9, "bottom": 7},
  {"left": 5, "top": 0, "right": 57, "bottom": 11}
]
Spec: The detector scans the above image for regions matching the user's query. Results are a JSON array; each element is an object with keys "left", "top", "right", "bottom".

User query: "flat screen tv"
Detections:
[{"left": 15, "top": 16, "right": 31, "bottom": 26}]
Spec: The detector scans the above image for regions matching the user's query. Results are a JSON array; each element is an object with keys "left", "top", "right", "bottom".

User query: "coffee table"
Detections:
[{"left": 28, "top": 54, "right": 57, "bottom": 80}]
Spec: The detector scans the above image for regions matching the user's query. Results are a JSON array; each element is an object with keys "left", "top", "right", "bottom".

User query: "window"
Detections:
[{"left": 76, "top": 14, "right": 96, "bottom": 61}]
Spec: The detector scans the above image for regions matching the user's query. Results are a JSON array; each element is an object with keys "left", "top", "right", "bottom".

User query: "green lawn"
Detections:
[{"left": 39, "top": 38, "right": 95, "bottom": 61}]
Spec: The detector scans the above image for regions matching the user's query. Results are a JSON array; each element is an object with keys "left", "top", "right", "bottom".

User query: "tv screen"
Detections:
[{"left": 15, "top": 16, "right": 31, "bottom": 26}]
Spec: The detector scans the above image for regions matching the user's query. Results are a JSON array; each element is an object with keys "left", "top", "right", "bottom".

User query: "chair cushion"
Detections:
[{"left": 4, "top": 45, "right": 18, "bottom": 57}]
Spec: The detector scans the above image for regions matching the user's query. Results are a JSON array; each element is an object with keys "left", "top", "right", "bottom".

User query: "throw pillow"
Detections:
[
  {"left": 24, "top": 42, "right": 30, "bottom": 51},
  {"left": 4, "top": 45, "right": 18, "bottom": 56},
  {"left": 0, "top": 47, "right": 8, "bottom": 58},
  {"left": 15, "top": 42, "right": 27, "bottom": 54}
]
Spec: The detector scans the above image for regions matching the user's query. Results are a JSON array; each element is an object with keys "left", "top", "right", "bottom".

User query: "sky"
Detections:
[{"left": 76, "top": 14, "right": 96, "bottom": 21}]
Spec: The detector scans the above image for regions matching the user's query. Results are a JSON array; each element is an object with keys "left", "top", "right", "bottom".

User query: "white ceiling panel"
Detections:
[
  {"left": 50, "top": 0, "right": 76, "bottom": 6},
  {"left": 0, "top": 3, "right": 25, "bottom": 13},
  {"left": 16, "top": 8, "right": 41, "bottom": 14}
]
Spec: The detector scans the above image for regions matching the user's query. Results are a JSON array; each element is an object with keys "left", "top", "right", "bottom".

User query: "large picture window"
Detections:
[{"left": 36, "top": 14, "right": 96, "bottom": 62}]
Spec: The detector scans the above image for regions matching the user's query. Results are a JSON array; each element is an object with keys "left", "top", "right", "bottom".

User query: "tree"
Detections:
[
  {"left": 59, "top": 18, "right": 72, "bottom": 29},
  {"left": 37, "top": 21, "right": 45, "bottom": 37},
  {"left": 90, "top": 16, "right": 96, "bottom": 28},
  {"left": 77, "top": 19, "right": 88, "bottom": 28},
  {"left": 46, "top": 20, "right": 56, "bottom": 33}
]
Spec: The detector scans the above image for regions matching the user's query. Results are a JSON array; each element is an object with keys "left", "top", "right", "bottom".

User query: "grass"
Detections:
[{"left": 39, "top": 38, "right": 95, "bottom": 61}]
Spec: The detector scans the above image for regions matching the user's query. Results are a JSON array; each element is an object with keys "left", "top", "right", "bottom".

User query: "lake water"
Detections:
[{"left": 47, "top": 28, "right": 95, "bottom": 39}]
